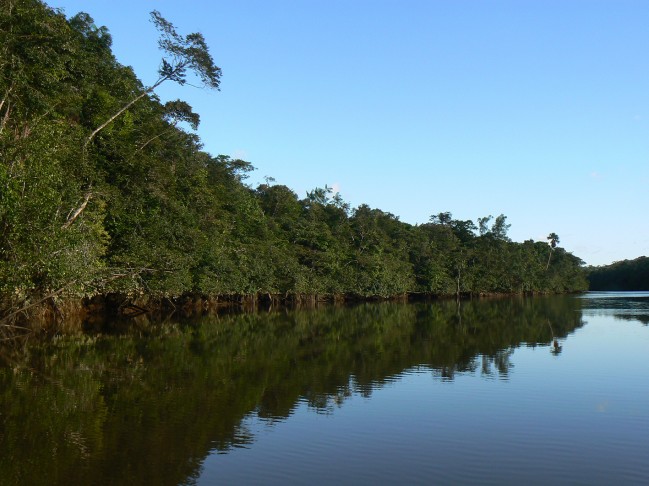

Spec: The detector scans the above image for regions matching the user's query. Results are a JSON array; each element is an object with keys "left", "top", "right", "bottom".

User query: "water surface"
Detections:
[{"left": 1, "top": 293, "right": 648, "bottom": 484}]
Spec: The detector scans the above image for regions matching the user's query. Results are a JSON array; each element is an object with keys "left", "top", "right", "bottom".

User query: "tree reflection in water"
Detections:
[{"left": 0, "top": 296, "right": 583, "bottom": 485}]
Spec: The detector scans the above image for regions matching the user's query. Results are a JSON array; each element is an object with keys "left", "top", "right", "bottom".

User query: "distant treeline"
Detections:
[
  {"left": 0, "top": 1, "right": 587, "bottom": 316},
  {"left": 588, "top": 257, "right": 649, "bottom": 291}
]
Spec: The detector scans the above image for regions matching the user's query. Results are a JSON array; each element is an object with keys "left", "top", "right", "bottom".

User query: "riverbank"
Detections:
[{"left": 1, "top": 289, "right": 576, "bottom": 339}]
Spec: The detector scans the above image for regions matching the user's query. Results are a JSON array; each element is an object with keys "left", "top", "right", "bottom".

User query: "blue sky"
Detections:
[{"left": 46, "top": 0, "right": 649, "bottom": 266}]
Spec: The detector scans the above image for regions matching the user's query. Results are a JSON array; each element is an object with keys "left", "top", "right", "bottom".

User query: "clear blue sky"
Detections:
[{"left": 47, "top": 0, "right": 649, "bottom": 266}]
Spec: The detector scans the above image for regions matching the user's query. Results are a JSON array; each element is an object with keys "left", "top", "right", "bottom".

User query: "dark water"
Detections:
[{"left": 1, "top": 293, "right": 648, "bottom": 485}]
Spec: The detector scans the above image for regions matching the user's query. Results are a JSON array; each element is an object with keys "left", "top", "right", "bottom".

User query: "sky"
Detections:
[{"left": 45, "top": 0, "right": 649, "bottom": 266}]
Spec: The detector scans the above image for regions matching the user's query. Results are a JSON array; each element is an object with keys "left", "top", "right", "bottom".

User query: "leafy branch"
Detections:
[{"left": 83, "top": 10, "right": 220, "bottom": 150}]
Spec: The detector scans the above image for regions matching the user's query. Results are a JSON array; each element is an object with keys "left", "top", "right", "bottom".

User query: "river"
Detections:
[{"left": 1, "top": 293, "right": 648, "bottom": 484}]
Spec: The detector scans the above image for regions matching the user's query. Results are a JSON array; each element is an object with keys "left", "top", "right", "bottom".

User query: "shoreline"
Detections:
[{"left": 1, "top": 290, "right": 575, "bottom": 338}]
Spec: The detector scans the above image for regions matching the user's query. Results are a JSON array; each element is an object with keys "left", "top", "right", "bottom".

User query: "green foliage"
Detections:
[
  {"left": 547, "top": 232, "right": 560, "bottom": 248},
  {"left": 150, "top": 10, "right": 221, "bottom": 89},
  {"left": 0, "top": 1, "right": 588, "bottom": 316},
  {"left": 587, "top": 256, "right": 649, "bottom": 290}
]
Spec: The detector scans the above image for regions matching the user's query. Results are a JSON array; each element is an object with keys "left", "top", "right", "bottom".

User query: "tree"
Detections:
[
  {"left": 546, "top": 232, "right": 560, "bottom": 270},
  {"left": 490, "top": 214, "right": 511, "bottom": 241},
  {"left": 0, "top": 1, "right": 591, "bottom": 316},
  {"left": 477, "top": 216, "right": 492, "bottom": 236},
  {"left": 587, "top": 256, "right": 649, "bottom": 291},
  {"left": 429, "top": 211, "right": 453, "bottom": 226},
  {"left": 83, "top": 10, "right": 221, "bottom": 149},
  {"left": 62, "top": 9, "right": 222, "bottom": 231},
  {"left": 0, "top": 1, "right": 113, "bottom": 305}
]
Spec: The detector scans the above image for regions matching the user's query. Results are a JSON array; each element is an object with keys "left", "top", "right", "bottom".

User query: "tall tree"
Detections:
[
  {"left": 546, "top": 232, "right": 560, "bottom": 270},
  {"left": 83, "top": 10, "right": 221, "bottom": 149},
  {"left": 63, "top": 10, "right": 222, "bottom": 231}
]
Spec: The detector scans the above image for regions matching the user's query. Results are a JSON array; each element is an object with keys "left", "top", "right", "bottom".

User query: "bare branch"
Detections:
[
  {"left": 0, "top": 85, "right": 11, "bottom": 134},
  {"left": 0, "top": 287, "right": 66, "bottom": 326},
  {"left": 83, "top": 87, "right": 156, "bottom": 150},
  {"left": 133, "top": 130, "right": 170, "bottom": 155},
  {"left": 62, "top": 191, "right": 92, "bottom": 229},
  {"left": 0, "top": 85, "right": 10, "bottom": 115}
]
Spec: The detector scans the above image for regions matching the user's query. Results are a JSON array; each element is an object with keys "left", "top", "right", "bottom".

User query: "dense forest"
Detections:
[
  {"left": 0, "top": 1, "right": 587, "bottom": 322},
  {"left": 588, "top": 257, "right": 649, "bottom": 291}
]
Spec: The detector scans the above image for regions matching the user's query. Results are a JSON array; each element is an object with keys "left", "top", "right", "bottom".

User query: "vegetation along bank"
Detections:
[
  {"left": 587, "top": 257, "right": 649, "bottom": 291},
  {"left": 0, "top": 1, "right": 588, "bottom": 329}
]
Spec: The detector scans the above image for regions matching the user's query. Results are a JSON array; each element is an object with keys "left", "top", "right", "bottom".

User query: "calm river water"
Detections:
[{"left": 1, "top": 292, "right": 648, "bottom": 485}]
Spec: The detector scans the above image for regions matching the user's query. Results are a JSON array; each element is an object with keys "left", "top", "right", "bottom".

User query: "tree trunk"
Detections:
[
  {"left": 84, "top": 89, "right": 152, "bottom": 150},
  {"left": 62, "top": 191, "right": 92, "bottom": 229}
]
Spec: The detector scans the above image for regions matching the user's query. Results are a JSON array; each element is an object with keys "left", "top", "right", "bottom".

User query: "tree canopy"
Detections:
[
  {"left": 587, "top": 257, "right": 649, "bottom": 291},
  {"left": 0, "top": 1, "right": 588, "bottom": 321}
]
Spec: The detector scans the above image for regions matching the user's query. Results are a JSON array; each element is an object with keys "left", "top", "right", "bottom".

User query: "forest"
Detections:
[
  {"left": 0, "top": 1, "right": 587, "bottom": 323},
  {"left": 588, "top": 257, "right": 649, "bottom": 291}
]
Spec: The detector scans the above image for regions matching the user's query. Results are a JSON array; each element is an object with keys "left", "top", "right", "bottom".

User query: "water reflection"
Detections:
[
  {"left": 0, "top": 296, "right": 585, "bottom": 485},
  {"left": 579, "top": 291, "right": 649, "bottom": 325},
  {"left": 546, "top": 319, "right": 563, "bottom": 355}
]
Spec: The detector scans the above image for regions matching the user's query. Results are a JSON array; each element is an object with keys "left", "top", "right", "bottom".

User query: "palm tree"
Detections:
[{"left": 546, "top": 233, "right": 560, "bottom": 270}]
